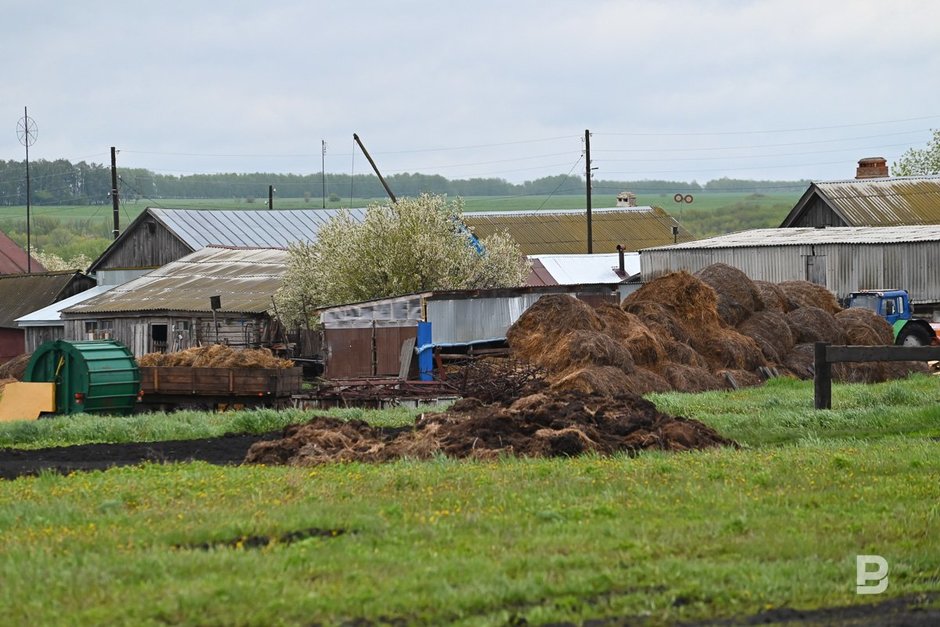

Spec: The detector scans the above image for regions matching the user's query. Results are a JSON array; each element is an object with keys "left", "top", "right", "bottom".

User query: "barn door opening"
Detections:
[
  {"left": 805, "top": 254, "right": 827, "bottom": 286},
  {"left": 151, "top": 324, "right": 168, "bottom": 353}
]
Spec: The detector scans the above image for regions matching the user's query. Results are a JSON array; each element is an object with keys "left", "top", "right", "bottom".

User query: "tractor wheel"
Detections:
[{"left": 898, "top": 324, "right": 932, "bottom": 347}]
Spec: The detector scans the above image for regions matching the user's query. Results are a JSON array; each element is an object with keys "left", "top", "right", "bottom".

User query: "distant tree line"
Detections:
[{"left": 0, "top": 158, "right": 811, "bottom": 206}]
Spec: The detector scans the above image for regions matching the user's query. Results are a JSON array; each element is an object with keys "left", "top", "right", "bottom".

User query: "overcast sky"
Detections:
[{"left": 2, "top": 0, "right": 939, "bottom": 185}]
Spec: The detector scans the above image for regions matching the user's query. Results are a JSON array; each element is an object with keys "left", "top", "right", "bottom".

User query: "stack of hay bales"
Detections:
[{"left": 506, "top": 262, "right": 926, "bottom": 396}]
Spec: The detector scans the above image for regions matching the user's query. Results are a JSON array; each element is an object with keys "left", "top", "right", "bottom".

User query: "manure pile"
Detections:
[
  {"left": 507, "top": 263, "right": 926, "bottom": 395},
  {"left": 245, "top": 390, "right": 734, "bottom": 465},
  {"left": 138, "top": 345, "right": 294, "bottom": 369}
]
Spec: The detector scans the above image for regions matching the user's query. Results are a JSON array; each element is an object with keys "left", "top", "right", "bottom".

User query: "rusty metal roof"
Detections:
[
  {"left": 643, "top": 225, "right": 940, "bottom": 250},
  {"left": 0, "top": 230, "right": 46, "bottom": 274},
  {"left": 781, "top": 175, "right": 940, "bottom": 227},
  {"left": 65, "top": 247, "right": 288, "bottom": 315},
  {"left": 463, "top": 207, "right": 693, "bottom": 255},
  {"left": 0, "top": 271, "right": 87, "bottom": 328}
]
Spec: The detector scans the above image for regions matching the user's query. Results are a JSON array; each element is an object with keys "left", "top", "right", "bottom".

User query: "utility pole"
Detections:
[
  {"left": 110, "top": 147, "right": 120, "bottom": 239},
  {"left": 584, "top": 129, "right": 593, "bottom": 254},
  {"left": 321, "top": 140, "right": 327, "bottom": 209},
  {"left": 16, "top": 107, "right": 38, "bottom": 272},
  {"left": 353, "top": 133, "right": 397, "bottom": 203},
  {"left": 268, "top": 185, "right": 275, "bottom": 210}
]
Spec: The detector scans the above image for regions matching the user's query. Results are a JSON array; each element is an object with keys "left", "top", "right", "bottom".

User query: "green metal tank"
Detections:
[{"left": 25, "top": 340, "right": 140, "bottom": 415}]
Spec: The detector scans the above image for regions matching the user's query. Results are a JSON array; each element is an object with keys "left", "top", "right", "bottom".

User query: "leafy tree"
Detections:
[
  {"left": 276, "top": 194, "right": 530, "bottom": 325},
  {"left": 893, "top": 129, "right": 940, "bottom": 176}
]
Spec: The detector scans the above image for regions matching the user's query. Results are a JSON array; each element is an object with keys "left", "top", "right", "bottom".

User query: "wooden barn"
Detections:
[
  {"left": 781, "top": 159, "right": 940, "bottom": 228},
  {"left": 0, "top": 271, "right": 95, "bottom": 361},
  {"left": 62, "top": 247, "right": 287, "bottom": 356}
]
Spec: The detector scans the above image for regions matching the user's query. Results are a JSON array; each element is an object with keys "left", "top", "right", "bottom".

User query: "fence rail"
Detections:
[{"left": 813, "top": 342, "right": 940, "bottom": 409}]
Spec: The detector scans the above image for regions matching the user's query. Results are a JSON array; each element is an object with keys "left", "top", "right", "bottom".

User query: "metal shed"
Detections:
[{"left": 640, "top": 225, "right": 940, "bottom": 316}]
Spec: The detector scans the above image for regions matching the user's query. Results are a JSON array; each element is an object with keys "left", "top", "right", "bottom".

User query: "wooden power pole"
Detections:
[
  {"left": 584, "top": 129, "right": 593, "bottom": 254},
  {"left": 110, "top": 146, "right": 120, "bottom": 239}
]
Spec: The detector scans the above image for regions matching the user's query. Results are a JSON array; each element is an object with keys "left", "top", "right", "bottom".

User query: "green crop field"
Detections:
[
  {"left": 0, "top": 191, "right": 800, "bottom": 262},
  {"left": 1, "top": 375, "right": 938, "bottom": 625}
]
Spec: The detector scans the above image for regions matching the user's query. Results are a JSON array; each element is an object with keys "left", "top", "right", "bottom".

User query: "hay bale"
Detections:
[
  {"left": 622, "top": 271, "right": 724, "bottom": 336},
  {"left": 560, "top": 330, "right": 635, "bottom": 373},
  {"left": 781, "top": 343, "right": 815, "bottom": 379},
  {"left": 715, "top": 369, "right": 763, "bottom": 389},
  {"left": 690, "top": 327, "right": 768, "bottom": 371},
  {"left": 621, "top": 300, "right": 692, "bottom": 344},
  {"left": 753, "top": 280, "right": 792, "bottom": 313},
  {"left": 594, "top": 304, "right": 666, "bottom": 367},
  {"left": 658, "top": 338, "right": 709, "bottom": 369},
  {"left": 550, "top": 365, "right": 634, "bottom": 397},
  {"left": 778, "top": 281, "right": 842, "bottom": 314},
  {"left": 835, "top": 308, "right": 894, "bottom": 345},
  {"left": 659, "top": 363, "right": 725, "bottom": 393},
  {"left": 737, "top": 310, "right": 795, "bottom": 363},
  {"left": 508, "top": 294, "right": 603, "bottom": 365},
  {"left": 786, "top": 306, "right": 847, "bottom": 345},
  {"left": 621, "top": 367, "right": 673, "bottom": 395},
  {"left": 694, "top": 263, "right": 764, "bottom": 327}
]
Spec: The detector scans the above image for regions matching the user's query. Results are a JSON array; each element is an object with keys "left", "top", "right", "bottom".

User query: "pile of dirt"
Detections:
[
  {"left": 504, "top": 264, "right": 926, "bottom": 395},
  {"left": 137, "top": 345, "right": 294, "bottom": 369},
  {"left": 244, "top": 389, "right": 735, "bottom": 465},
  {"left": 0, "top": 354, "right": 30, "bottom": 381}
]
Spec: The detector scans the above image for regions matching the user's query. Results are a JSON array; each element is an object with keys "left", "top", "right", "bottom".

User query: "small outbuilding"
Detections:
[{"left": 62, "top": 247, "right": 288, "bottom": 356}]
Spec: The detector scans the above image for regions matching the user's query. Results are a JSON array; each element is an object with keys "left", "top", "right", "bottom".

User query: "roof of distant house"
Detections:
[
  {"left": 0, "top": 271, "right": 91, "bottom": 328},
  {"left": 0, "top": 230, "right": 46, "bottom": 274}
]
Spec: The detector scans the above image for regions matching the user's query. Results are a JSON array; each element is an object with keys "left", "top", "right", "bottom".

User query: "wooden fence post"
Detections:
[{"left": 814, "top": 342, "right": 831, "bottom": 410}]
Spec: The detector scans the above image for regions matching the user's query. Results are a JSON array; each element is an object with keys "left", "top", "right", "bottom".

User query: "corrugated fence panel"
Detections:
[
  {"left": 375, "top": 327, "right": 418, "bottom": 377},
  {"left": 324, "top": 328, "right": 373, "bottom": 378}
]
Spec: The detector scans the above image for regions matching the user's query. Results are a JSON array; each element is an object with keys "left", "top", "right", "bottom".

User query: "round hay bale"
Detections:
[
  {"left": 753, "top": 280, "right": 792, "bottom": 313},
  {"left": 621, "top": 367, "right": 673, "bottom": 395},
  {"left": 508, "top": 294, "right": 603, "bottom": 364},
  {"left": 737, "top": 310, "right": 795, "bottom": 364},
  {"left": 659, "top": 363, "right": 725, "bottom": 393},
  {"left": 694, "top": 263, "right": 763, "bottom": 327},
  {"left": 781, "top": 343, "right": 815, "bottom": 379},
  {"left": 834, "top": 308, "right": 894, "bottom": 345},
  {"left": 621, "top": 300, "right": 691, "bottom": 344},
  {"left": 778, "top": 281, "right": 842, "bottom": 314},
  {"left": 563, "top": 330, "right": 635, "bottom": 373},
  {"left": 690, "top": 327, "right": 768, "bottom": 371},
  {"left": 550, "top": 365, "right": 633, "bottom": 397},
  {"left": 622, "top": 271, "right": 724, "bottom": 335},
  {"left": 786, "top": 306, "right": 847, "bottom": 345},
  {"left": 594, "top": 304, "right": 667, "bottom": 367},
  {"left": 834, "top": 361, "right": 888, "bottom": 384},
  {"left": 715, "top": 369, "right": 763, "bottom": 389},
  {"left": 658, "top": 338, "right": 709, "bottom": 369}
]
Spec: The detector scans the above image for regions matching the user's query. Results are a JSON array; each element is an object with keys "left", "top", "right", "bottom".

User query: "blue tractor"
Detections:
[{"left": 847, "top": 289, "right": 940, "bottom": 346}]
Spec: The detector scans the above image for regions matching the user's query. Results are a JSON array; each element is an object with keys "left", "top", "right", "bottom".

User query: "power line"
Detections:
[{"left": 598, "top": 114, "right": 940, "bottom": 137}]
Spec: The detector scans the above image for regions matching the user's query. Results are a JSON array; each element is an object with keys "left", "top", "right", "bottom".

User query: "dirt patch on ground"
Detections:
[{"left": 245, "top": 390, "right": 735, "bottom": 466}]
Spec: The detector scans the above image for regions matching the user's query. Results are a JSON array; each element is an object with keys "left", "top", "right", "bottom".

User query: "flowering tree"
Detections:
[
  {"left": 276, "top": 194, "right": 530, "bottom": 325},
  {"left": 893, "top": 129, "right": 940, "bottom": 176}
]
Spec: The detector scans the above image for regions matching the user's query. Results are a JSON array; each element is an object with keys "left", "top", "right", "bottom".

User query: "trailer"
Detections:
[{"left": 138, "top": 365, "right": 303, "bottom": 411}]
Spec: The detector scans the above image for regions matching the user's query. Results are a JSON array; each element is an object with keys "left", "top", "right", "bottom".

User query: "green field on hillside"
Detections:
[{"left": 0, "top": 375, "right": 938, "bottom": 625}]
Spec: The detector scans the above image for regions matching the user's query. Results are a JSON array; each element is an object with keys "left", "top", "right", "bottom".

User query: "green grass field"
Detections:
[{"left": 0, "top": 375, "right": 937, "bottom": 625}]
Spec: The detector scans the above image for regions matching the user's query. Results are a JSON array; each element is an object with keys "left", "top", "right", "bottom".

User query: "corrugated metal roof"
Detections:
[
  {"left": 0, "top": 272, "right": 83, "bottom": 328},
  {"left": 65, "top": 247, "right": 288, "bottom": 315},
  {"left": 782, "top": 175, "right": 940, "bottom": 227},
  {"left": 817, "top": 175, "right": 940, "bottom": 225},
  {"left": 463, "top": 207, "right": 693, "bottom": 255},
  {"left": 0, "top": 230, "right": 46, "bottom": 274},
  {"left": 16, "top": 285, "right": 114, "bottom": 326},
  {"left": 150, "top": 207, "right": 369, "bottom": 249},
  {"left": 643, "top": 225, "right": 940, "bottom": 251},
  {"left": 528, "top": 253, "right": 638, "bottom": 284}
]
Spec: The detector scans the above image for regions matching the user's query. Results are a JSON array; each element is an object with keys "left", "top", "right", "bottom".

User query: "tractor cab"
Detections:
[{"left": 847, "top": 289, "right": 910, "bottom": 326}]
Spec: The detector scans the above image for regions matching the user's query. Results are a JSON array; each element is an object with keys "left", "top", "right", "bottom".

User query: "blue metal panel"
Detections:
[{"left": 417, "top": 321, "right": 433, "bottom": 381}]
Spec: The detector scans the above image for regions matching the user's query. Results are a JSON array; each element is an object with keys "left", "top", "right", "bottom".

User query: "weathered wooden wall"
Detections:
[{"left": 94, "top": 219, "right": 192, "bottom": 271}]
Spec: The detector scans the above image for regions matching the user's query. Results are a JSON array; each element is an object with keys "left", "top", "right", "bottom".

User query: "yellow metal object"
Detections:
[{"left": 0, "top": 382, "right": 57, "bottom": 422}]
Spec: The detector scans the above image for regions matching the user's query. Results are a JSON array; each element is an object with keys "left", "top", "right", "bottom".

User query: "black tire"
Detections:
[{"left": 897, "top": 324, "right": 933, "bottom": 347}]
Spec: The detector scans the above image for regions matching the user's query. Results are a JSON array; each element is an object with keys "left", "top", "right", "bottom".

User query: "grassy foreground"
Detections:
[{"left": 0, "top": 376, "right": 938, "bottom": 625}]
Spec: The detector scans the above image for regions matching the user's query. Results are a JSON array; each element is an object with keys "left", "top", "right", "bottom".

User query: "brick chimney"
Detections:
[
  {"left": 616, "top": 191, "right": 637, "bottom": 207},
  {"left": 856, "top": 157, "right": 889, "bottom": 179}
]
